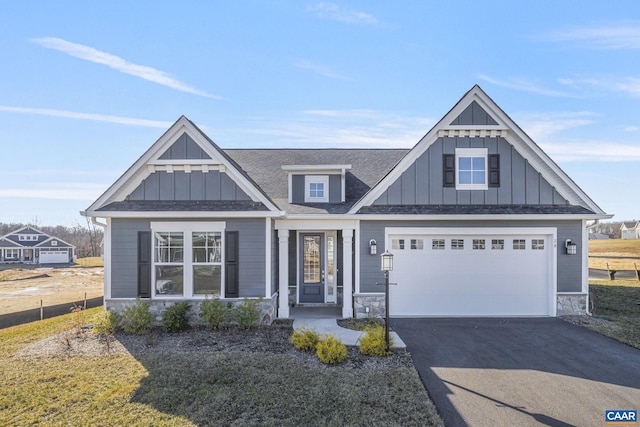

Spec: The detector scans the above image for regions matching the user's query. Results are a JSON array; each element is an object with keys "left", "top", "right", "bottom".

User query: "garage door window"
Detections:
[
  {"left": 532, "top": 239, "right": 545, "bottom": 250},
  {"left": 410, "top": 239, "right": 424, "bottom": 250},
  {"left": 432, "top": 239, "right": 445, "bottom": 250},
  {"left": 473, "top": 239, "right": 485, "bottom": 250},
  {"left": 392, "top": 239, "right": 405, "bottom": 250},
  {"left": 451, "top": 239, "right": 464, "bottom": 250},
  {"left": 491, "top": 239, "right": 504, "bottom": 250},
  {"left": 513, "top": 239, "right": 526, "bottom": 250}
]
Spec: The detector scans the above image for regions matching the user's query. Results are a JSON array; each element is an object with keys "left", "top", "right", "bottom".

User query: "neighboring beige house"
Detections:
[{"left": 621, "top": 221, "right": 640, "bottom": 240}]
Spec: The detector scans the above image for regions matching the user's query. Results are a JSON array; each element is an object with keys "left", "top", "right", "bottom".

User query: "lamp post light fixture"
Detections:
[{"left": 380, "top": 250, "right": 394, "bottom": 352}]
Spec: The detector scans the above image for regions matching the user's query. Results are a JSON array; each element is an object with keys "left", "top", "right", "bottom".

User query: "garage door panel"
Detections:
[
  {"left": 39, "top": 251, "right": 69, "bottom": 264},
  {"left": 388, "top": 231, "right": 553, "bottom": 316}
]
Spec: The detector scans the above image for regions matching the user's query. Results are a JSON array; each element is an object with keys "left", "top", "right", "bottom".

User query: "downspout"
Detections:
[{"left": 584, "top": 219, "right": 599, "bottom": 316}]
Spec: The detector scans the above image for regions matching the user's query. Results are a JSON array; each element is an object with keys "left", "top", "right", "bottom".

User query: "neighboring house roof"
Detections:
[
  {"left": 0, "top": 226, "right": 75, "bottom": 249},
  {"left": 225, "top": 149, "right": 408, "bottom": 214},
  {"left": 621, "top": 221, "right": 640, "bottom": 230}
]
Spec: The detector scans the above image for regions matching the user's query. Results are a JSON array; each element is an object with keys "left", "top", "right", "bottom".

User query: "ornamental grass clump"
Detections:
[
  {"left": 358, "top": 325, "right": 393, "bottom": 356},
  {"left": 289, "top": 327, "right": 320, "bottom": 352},
  {"left": 316, "top": 334, "right": 347, "bottom": 364},
  {"left": 162, "top": 302, "right": 191, "bottom": 333}
]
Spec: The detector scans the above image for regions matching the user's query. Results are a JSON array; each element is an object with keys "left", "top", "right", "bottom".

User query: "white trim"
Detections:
[
  {"left": 455, "top": 147, "right": 488, "bottom": 190},
  {"left": 342, "top": 228, "right": 354, "bottom": 318},
  {"left": 104, "top": 219, "right": 112, "bottom": 299},
  {"left": 349, "top": 85, "right": 607, "bottom": 215},
  {"left": 85, "top": 116, "right": 279, "bottom": 214},
  {"left": 275, "top": 219, "right": 358, "bottom": 230},
  {"left": 304, "top": 175, "right": 329, "bottom": 203},
  {"left": 282, "top": 213, "right": 612, "bottom": 221},
  {"left": 288, "top": 173, "right": 293, "bottom": 203},
  {"left": 278, "top": 229, "right": 290, "bottom": 318},
  {"left": 282, "top": 164, "right": 351, "bottom": 172},
  {"left": 265, "top": 218, "right": 272, "bottom": 300},
  {"left": 354, "top": 224, "right": 361, "bottom": 294},
  {"left": 581, "top": 220, "right": 589, "bottom": 295},
  {"left": 83, "top": 210, "right": 285, "bottom": 219}
]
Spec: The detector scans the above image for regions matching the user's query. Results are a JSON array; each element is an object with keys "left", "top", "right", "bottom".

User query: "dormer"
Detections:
[{"left": 282, "top": 165, "right": 351, "bottom": 204}]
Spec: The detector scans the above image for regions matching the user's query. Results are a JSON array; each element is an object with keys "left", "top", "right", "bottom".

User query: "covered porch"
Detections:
[{"left": 276, "top": 219, "right": 357, "bottom": 319}]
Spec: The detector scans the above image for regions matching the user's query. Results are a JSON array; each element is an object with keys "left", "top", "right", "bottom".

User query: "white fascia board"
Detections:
[
  {"left": 82, "top": 210, "right": 286, "bottom": 219},
  {"left": 275, "top": 218, "right": 359, "bottom": 230},
  {"left": 282, "top": 213, "right": 612, "bottom": 221},
  {"left": 86, "top": 116, "right": 279, "bottom": 213},
  {"left": 385, "top": 226, "right": 557, "bottom": 236},
  {"left": 281, "top": 164, "right": 352, "bottom": 172}
]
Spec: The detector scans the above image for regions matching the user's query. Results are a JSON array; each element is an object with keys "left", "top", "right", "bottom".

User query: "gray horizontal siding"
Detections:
[
  {"left": 110, "top": 217, "right": 266, "bottom": 299},
  {"left": 359, "top": 220, "right": 583, "bottom": 294},
  {"left": 128, "top": 171, "right": 251, "bottom": 202},
  {"left": 373, "top": 137, "right": 568, "bottom": 206}
]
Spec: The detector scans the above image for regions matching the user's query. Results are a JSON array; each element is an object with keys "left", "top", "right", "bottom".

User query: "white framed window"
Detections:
[
  {"left": 5, "top": 249, "right": 19, "bottom": 260},
  {"left": 51, "top": 241, "right": 57, "bottom": 246},
  {"left": 19, "top": 235, "right": 26, "bottom": 241},
  {"left": 491, "top": 239, "right": 504, "bottom": 250},
  {"left": 451, "top": 239, "right": 464, "bottom": 250},
  {"left": 455, "top": 148, "right": 488, "bottom": 190},
  {"left": 410, "top": 239, "right": 424, "bottom": 250},
  {"left": 532, "top": 239, "right": 545, "bottom": 250},
  {"left": 304, "top": 175, "right": 329, "bottom": 203},
  {"left": 513, "top": 239, "right": 526, "bottom": 250},
  {"left": 432, "top": 239, "right": 445, "bottom": 250},
  {"left": 472, "top": 239, "right": 485, "bottom": 250},
  {"left": 151, "top": 222, "right": 225, "bottom": 298},
  {"left": 391, "top": 239, "right": 405, "bottom": 250}
]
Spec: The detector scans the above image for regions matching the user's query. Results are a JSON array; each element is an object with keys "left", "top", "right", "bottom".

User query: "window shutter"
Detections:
[
  {"left": 443, "top": 154, "right": 455, "bottom": 187},
  {"left": 488, "top": 154, "right": 500, "bottom": 187},
  {"left": 137, "top": 231, "right": 151, "bottom": 298},
  {"left": 225, "top": 231, "right": 239, "bottom": 298}
]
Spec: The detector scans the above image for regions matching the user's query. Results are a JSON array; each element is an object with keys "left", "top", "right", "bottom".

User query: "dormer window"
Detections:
[
  {"left": 305, "top": 176, "right": 329, "bottom": 203},
  {"left": 51, "top": 241, "right": 57, "bottom": 246}
]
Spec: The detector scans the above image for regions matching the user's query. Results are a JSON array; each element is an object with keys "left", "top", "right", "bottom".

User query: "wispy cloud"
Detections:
[
  {"left": 544, "top": 23, "right": 640, "bottom": 49},
  {"left": 294, "top": 59, "right": 350, "bottom": 79},
  {"left": 307, "top": 2, "right": 378, "bottom": 25},
  {"left": 0, "top": 183, "right": 106, "bottom": 201},
  {"left": 0, "top": 106, "right": 172, "bottom": 128},
  {"left": 478, "top": 74, "right": 572, "bottom": 97},
  {"left": 516, "top": 111, "right": 595, "bottom": 142},
  {"left": 32, "top": 37, "right": 219, "bottom": 99},
  {"left": 541, "top": 141, "right": 640, "bottom": 162},
  {"left": 239, "top": 109, "right": 434, "bottom": 148}
]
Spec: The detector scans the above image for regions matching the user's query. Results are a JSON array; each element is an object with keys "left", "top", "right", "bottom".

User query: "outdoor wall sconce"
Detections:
[
  {"left": 369, "top": 239, "right": 377, "bottom": 255},
  {"left": 565, "top": 239, "right": 577, "bottom": 255}
]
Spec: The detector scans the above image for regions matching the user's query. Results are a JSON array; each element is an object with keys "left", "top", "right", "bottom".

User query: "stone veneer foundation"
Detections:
[
  {"left": 105, "top": 294, "right": 278, "bottom": 326},
  {"left": 556, "top": 294, "right": 588, "bottom": 316}
]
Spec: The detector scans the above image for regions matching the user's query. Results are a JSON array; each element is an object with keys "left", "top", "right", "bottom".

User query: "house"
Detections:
[
  {"left": 621, "top": 221, "right": 640, "bottom": 240},
  {"left": 0, "top": 226, "right": 76, "bottom": 264},
  {"left": 82, "top": 86, "right": 611, "bottom": 320}
]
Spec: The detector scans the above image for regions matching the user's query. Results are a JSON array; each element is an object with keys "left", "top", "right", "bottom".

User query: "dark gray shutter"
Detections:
[
  {"left": 225, "top": 231, "right": 239, "bottom": 298},
  {"left": 137, "top": 231, "right": 151, "bottom": 298},
  {"left": 443, "top": 154, "right": 455, "bottom": 187},
  {"left": 488, "top": 154, "right": 500, "bottom": 187}
]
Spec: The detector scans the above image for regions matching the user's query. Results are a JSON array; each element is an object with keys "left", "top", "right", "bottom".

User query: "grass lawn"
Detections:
[
  {"left": 75, "top": 257, "right": 104, "bottom": 267},
  {"left": 1, "top": 309, "right": 443, "bottom": 426},
  {"left": 589, "top": 239, "right": 640, "bottom": 270},
  {"left": 587, "top": 280, "right": 640, "bottom": 350}
]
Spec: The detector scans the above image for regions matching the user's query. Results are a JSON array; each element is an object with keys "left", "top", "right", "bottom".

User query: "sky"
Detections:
[{"left": 1, "top": 1, "right": 639, "bottom": 227}]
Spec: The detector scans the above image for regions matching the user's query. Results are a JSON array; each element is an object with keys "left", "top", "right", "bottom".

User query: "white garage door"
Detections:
[
  {"left": 39, "top": 250, "right": 69, "bottom": 264},
  {"left": 387, "top": 228, "right": 556, "bottom": 316}
]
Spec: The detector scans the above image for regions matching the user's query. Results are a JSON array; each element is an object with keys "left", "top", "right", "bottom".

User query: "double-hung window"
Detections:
[{"left": 152, "top": 222, "right": 225, "bottom": 298}]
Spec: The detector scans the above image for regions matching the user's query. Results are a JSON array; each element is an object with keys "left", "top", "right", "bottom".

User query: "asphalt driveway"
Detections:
[{"left": 392, "top": 318, "right": 640, "bottom": 427}]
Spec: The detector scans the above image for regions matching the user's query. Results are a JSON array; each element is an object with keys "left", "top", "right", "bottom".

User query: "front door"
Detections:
[{"left": 300, "top": 233, "right": 324, "bottom": 303}]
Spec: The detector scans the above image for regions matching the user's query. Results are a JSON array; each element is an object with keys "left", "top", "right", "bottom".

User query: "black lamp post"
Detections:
[{"left": 380, "top": 249, "right": 394, "bottom": 352}]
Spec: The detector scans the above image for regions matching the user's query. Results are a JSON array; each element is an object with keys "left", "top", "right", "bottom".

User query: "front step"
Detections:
[{"left": 294, "top": 303, "right": 340, "bottom": 308}]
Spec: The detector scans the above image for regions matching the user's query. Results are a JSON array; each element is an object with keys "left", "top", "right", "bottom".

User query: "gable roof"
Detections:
[
  {"left": 621, "top": 221, "right": 639, "bottom": 230},
  {"left": 83, "top": 116, "right": 280, "bottom": 216},
  {"left": 0, "top": 226, "right": 75, "bottom": 249},
  {"left": 349, "top": 85, "right": 608, "bottom": 217},
  {"left": 225, "top": 149, "right": 408, "bottom": 214}
]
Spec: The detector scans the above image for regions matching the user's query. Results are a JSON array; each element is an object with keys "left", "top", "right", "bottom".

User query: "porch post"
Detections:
[
  {"left": 278, "top": 229, "right": 290, "bottom": 318},
  {"left": 342, "top": 229, "right": 354, "bottom": 318}
]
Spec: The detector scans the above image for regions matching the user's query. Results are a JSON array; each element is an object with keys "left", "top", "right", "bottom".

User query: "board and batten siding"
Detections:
[
  {"left": 358, "top": 220, "right": 583, "bottom": 294},
  {"left": 127, "top": 171, "right": 251, "bottom": 202},
  {"left": 109, "top": 218, "right": 266, "bottom": 298},
  {"left": 373, "top": 137, "right": 568, "bottom": 206}
]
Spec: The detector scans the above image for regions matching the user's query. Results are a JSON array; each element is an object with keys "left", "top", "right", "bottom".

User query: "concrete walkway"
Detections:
[{"left": 291, "top": 316, "right": 406, "bottom": 349}]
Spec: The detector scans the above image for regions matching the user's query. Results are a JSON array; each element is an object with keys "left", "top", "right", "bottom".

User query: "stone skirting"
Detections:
[
  {"left": 105, "top": 295, "right": 278, "bottom": 326},
  {"left": 353, "top": 293, "right": 385, "bottom": 319},
  {"left": 557, "top": 294, "right": 588, "bottom": 316}
]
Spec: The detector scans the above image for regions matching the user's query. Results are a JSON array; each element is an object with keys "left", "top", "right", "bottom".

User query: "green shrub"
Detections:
[
  {"left": 358, "top": 325, "right": 393, "bottom": 356},
  {"left": 93, "top": 310, "right": 122, "bottom": 335},
  {"left": 289, "top": 327, "right": 320, "bottom": 352},
  {"left": 122, "top": 297, "right": 154, "bottom": 335},
  {"left": 162, "top": 302, "right": 191, "bottom": 333},
  {"left": 234, "top": 297, "right": 262, "bottom": 330},
  {"left": 199, "top": 297, "right": 231, "bottom": 330},
  {"left": 316, "top": 334, "right": 347, "bottom": 364}
]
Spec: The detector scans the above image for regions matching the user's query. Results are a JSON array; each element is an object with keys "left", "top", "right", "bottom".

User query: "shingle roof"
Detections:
[
  {"left": 357, "top": 204, "right": 596, "bottom": 215},
  {"left": 98, "top": 200, "right": 269, "bottom": 212},
  {"left": 224, "top": 149, "right": 409, "bottom": 214}
]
